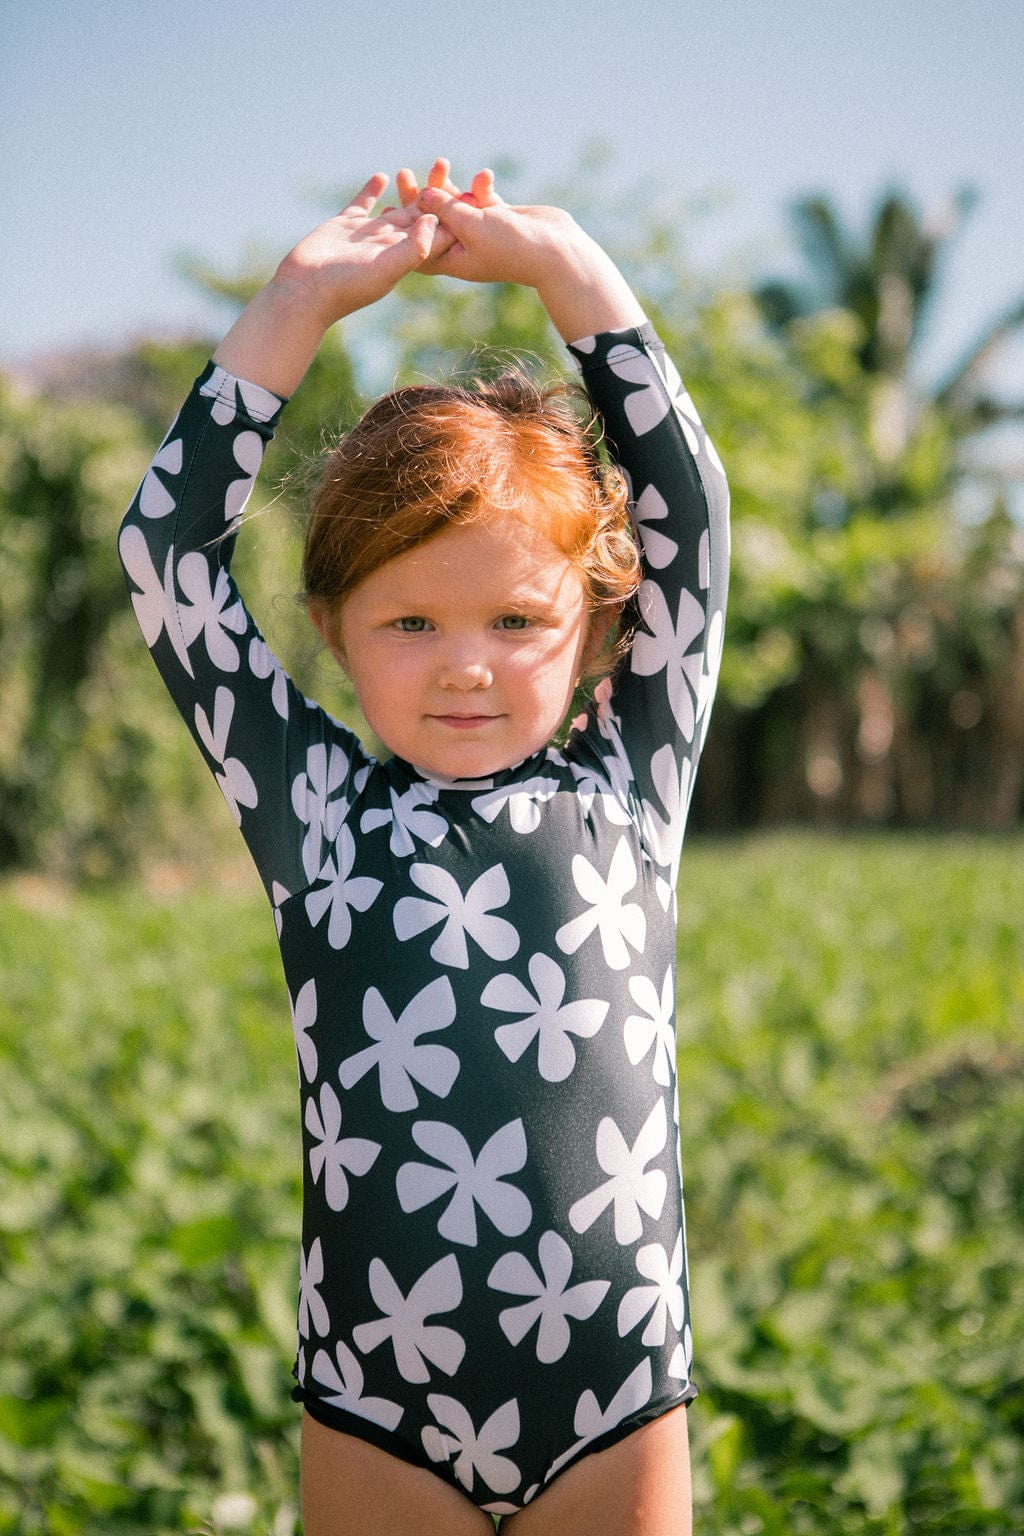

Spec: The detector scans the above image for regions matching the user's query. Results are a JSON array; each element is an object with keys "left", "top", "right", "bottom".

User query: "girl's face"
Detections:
[{"left": 316, "top": 516, "right": 606, "bottom": 780}]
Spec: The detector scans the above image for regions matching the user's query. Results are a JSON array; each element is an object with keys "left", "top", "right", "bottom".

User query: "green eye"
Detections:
[
  {"left": 395, "top": 616, "right": 430, "bottom": 633},
  {"left": 497, "top": 614, "right": 530, "bottom": 631}
]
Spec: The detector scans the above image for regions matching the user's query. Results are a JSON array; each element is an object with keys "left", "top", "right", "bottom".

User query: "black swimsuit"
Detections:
[{"left": 119, "top": 321, "right": 729, "bottom": 1514}]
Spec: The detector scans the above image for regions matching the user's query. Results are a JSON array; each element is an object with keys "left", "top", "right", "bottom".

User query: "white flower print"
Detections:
[
  {"left": 138, "top": 436, "right": 182, "bottom": 519},
  {"left": 669, "top": 1325, "right": 694, "bottom": 1381},
  {"left": 289, "top": 977, "right": 318, "bottom": 1083},
  {"left": 292, "top": 742, "right": 358, "bottom": 882},
  {"left": 117, "top": 526, "right": 193, "bottom": 676},
  {"left": 470, "top": 775, "right": 560, "bottom": 835},
  {"left": 272, "top": 880, "right": 290, "bottom": 939},
  {"left": 566, "top": 759, "right": 633, "bottom": 827},
  {"left": 616, "top": 1231, "right": 684, "bottom": 1346},
  {"left": 360, "top": 782, "right": 448, "bottom": 857},
  {"left": 546, "top": 1359, "right": 653, "bottom": 1480},
  {"left": 640, "top": 743, "right": 693, "bottom": 876},
  {"left": 249, "top": 636, "right": 289, "bottom": 720},
  {"left": 394, "top": 862, "right": 519, "bottom": 971},
  {"left": 193, "top": 686, "right": 257, "bottom": 824},
  {"left": 422, "top": 1396, "right": 521, "bottom": 1497},
  {"left": 337, "top": 977, "right": 460, "bottom": 1112},
  {"left": 396, "top": 1119, "right": 531, "bottom": 1247},
  {"left": 311, "top": 1340, "right": 403, "bottom": 1432},
  {"left": 352, "top": 1253, "right": 465, "bottom": 1384},
  {"left": 488, "top": 1230, "right": 609, "bottom": 1364},
  {"left": 630, "top": 580, "right": 706, "bottom": 741},
  {"left": 555, "top": 837, "right": 646, "bottom": 972},
  {"left": 568, "top": 1099, "right": 668, "bottom": 1245},
  {"left": 176, "top": 553, "right": 246, "bottom": 672},
  {"left": 481, "top": 953, "right": 608, "bottom": 1083},
  {"left": 623, "top": 969, "right": 676, "bottom": 1087},
  {"left": 298, "top": 1237, "right": 330, "bottom": 1338},
  {"left": 200, "top": 367, "right": 282, "bottom": 428},
  {"left": 633, "top": 482, "right": 678, "bottom": 570},
  {"left": 606, "top": 344, "right": 674, "bottom": 438},
  {"left": 304, "top": 824, "right": 383, "bottom": 951},
  {"left": 305, "top": 1082, "right": 381, "bottom": 1211},
  {"left": 221, "top": 430, "right": 265, "bottom": 527}
]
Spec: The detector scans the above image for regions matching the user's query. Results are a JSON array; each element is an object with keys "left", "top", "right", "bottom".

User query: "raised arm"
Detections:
[
  {"left": 211, "top": 174, "right": 442, "bottom": 396},
  {"left": 413, "top": 181, "right": 647, "bottom": 341}
]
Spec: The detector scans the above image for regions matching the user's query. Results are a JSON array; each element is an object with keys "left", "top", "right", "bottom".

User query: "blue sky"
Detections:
[{"left": 3, "top": 0, "right": 1022, "bottom": 387}]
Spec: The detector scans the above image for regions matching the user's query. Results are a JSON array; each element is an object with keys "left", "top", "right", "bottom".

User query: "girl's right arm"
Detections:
[{"left": 118, "top": 178, "right": 445, "bottom": 903}]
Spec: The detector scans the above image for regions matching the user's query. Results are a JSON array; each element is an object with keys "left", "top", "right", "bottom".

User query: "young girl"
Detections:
[{"left": 119, "top": 161, "right": 729, "bottom": 1535}]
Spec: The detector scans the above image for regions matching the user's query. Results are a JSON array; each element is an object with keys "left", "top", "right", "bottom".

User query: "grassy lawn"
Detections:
[{"left": 1, "top": 833, "right": 1022, "bottom": 1534}]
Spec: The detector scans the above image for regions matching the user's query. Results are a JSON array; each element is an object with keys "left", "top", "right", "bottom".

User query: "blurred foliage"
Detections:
[
  {"left": 1, "top": 168, "right": 1023, "bottom": 882},
  {"left": 1, "top": 833, "right": 1022, "bottom": 1531}
]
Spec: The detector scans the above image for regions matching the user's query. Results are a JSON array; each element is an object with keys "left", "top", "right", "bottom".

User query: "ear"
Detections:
[
  {"left": 307, "top": 598, "right": 351, "bottom": 678},
  {"left": 582, "top": 604, "right": 620, "bottom": 671}
]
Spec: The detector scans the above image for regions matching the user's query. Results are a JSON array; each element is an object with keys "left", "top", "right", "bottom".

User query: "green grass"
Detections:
[{"left": 1, "top": 833, "right": 1022, "bottom": 1534}]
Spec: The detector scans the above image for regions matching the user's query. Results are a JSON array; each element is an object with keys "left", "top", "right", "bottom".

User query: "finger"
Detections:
[
  {"left": 396, "top": 167, "right": 419, "bottom": 207},
  {"left": 426, "top": 157, "right": 451, "bottom": 191},
  {"left": 408, "top": 211, "right": 441, "bottom": 263},
  {"left": 470, "top": 168, "right": 502, "bottom": 206},
  {"left": 346, "top": 172, "right": 390, "bottom": 214}
]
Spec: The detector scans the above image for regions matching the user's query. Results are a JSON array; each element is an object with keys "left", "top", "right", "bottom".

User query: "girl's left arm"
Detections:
[{"left": 569, "top": 323, "right": 730, "bottom": 881}]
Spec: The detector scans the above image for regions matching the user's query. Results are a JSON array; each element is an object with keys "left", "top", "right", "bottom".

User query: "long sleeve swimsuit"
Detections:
[{"left": 119, "top": 321, "right": 729, "bottom": 1515}]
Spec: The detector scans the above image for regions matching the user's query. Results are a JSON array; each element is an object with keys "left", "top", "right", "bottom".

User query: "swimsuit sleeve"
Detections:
[
  {"left": 567, "top": 322, "right": 730, "bottom": 880},
  {"left": 117, "top": 362, "right": 366, "bottom": 903}
]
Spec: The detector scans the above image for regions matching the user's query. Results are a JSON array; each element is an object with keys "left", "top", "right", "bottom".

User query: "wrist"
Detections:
[{"left": 532, "top": 232, "right": 645, "bottom": 341}]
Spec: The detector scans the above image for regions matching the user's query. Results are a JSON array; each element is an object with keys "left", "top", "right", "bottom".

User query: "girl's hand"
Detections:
[
  {"left": 212, "top": 174, "right": 439, "bottom": 395},
  {"left": 272, "top": 173, "right": 441, "bottom": 328},
  {"left": 394, "top": 159, "right": 501, "bottom": 274},
  {"left": 414, "top": 185, "right": 646, "bottom": 340}
]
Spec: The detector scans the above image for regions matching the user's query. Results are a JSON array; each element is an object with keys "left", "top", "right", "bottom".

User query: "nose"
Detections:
[{"left": 438, "top": 639, "right": 493, "bottom": 691}]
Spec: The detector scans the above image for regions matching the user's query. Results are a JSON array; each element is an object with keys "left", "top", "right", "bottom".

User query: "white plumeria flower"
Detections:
[
  {"left": 117, "top": 527, "right": 194, "bottom": 676},
  {"left": 545, "top": 1359, "right": 653, "bottom": 1480},
  {"left": 631, "top": 580, "right": 706, "bottom": 742},
  {"left": 137, "top": 435, "right": 183, "bottom": 519},
  {"left": 482, "top": 953, "right": 608, "bottom": 1083},
  {"left": 394, "top": 862, "right": 519, "bottom": 970},
  {"left": 568, "top": 1099, "right": 668, "bottom": 1245},
  {"left": 200, "top": 367, "right": 282, "bottom": 428},
  {"left": 470, "top": 775, "right": 560, "bottom": 835},
  {"left": 633, "top": 482, "right": 678, "bottom": 570},
  {"left": 360, "top": 782, "right": 448, "bottom": 857},
  {"left": 352, "top": 1253, "right": 465, "bottom": 1384},
  {"left": 193, "top": 686, "right": 258, "bottom": 825},
  {"left": 305, "top": 1082, "right": 381, "bottom": 1212},
  {"left": 396, "top": 1118, "right": 531, "bottom": 1247},
  {"left": 422, "top": 1395, "right": 521, "bottom": 1497},
  {"left": 311, "top": 1339, "right": 403, "bottom": 1432},
  {"left": 176, "top": 553, "right": 246, "bottom": 672},
  {"left": 555, "top": 837, "right": 646, "bottom": 972},
  {"left": 289, "top": 977, "right": 318, "bottom": 1083},
  {"left": 488, "top": 1230, "right": 610, "bottom": 1364},
  {"left": 292, "top": 742, "right": 359, "bottom": 882},
  {"left": 298, "top": 1237, "right": 330, "bottom": 1338},
  {"left": 616, "top": 1231, "right": 684, "bottom": 1346},
  {"left": 640, "top": 744, "right": 693, "bottom": 877},
  {"left": 338, "top": 976, "right": 460, "bottom": 1112},
  {"left": 304, "top": 824, "right": 383, "bottom": 951},
  {"left": 623, "top": 968, "right": 676, "bottom": 1087},
  {"left": 249, "top": 636, "right": 290, "bottom": 720}
]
